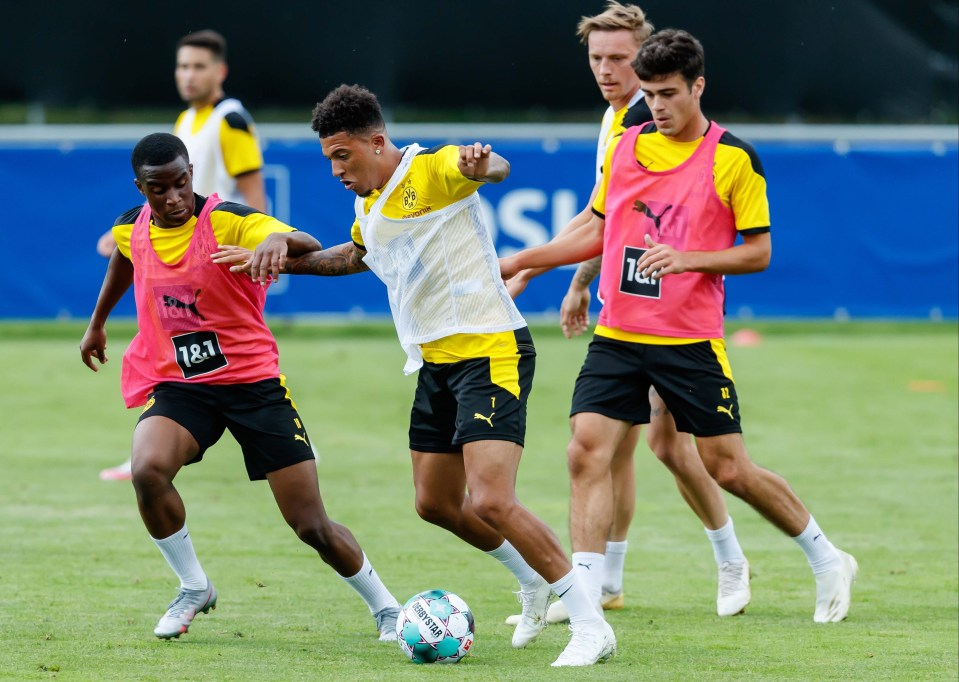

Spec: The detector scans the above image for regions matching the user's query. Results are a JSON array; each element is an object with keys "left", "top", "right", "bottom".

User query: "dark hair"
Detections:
[
  {"left": 311, "top": 84, "right": 385, "bottom": 138},
  {"left": 177, "top": 29, "right": 227, "bottom": 61},
  {"left": 131, "top": 133, "right": 189, "bottom": 177},
  {"left": 633, "top": 29, "right": 704, "bottom": 87}
]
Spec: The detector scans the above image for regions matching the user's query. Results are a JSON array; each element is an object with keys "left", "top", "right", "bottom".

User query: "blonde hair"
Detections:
[{"left": 576, "top": 1, "right": 654, "bottom": 46}]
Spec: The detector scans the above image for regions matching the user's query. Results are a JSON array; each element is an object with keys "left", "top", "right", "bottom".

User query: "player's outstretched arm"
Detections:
[
  {"left": 243, "top": 231, "right": 323, "bottom": 285},
  {"left": 80, "top": 250, "right": 134, "bottom": 372},
  {"left": 637, "top": 231, "right": 771, "bottom": 280},
  {"left": 458, "top": 143, "right": 509, "bottom": 183},
  {"left": 501, "top": 213, "right": 606, "bottom": 282},
  {"left": 283, "top": 242, "right": 370, "bottom": 276}
]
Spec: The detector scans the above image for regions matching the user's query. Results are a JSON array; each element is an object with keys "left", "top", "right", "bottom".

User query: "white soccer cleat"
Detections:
[
  {"left": 511, "top": 578, "right": 553, "bottom": 648},
  {"left": 717, "top": 559, "right": 751, "bottom": 617},
  {"left": 153, "top": 581, "right": 217, "bottom": 639},
  {"left": 814, "top": 550, "right": 858, "bottom": 623},
  {"left": 374, "top": 605, "right": 399, "bottom": 642},
  {"left": 505, "top": 588, "right": 618, "bottom": 625},
  {"left": 551, "top": 620, "right": 616, "bottom": 667}
]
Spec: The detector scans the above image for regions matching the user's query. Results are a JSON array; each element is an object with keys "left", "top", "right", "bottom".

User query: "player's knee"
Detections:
[
  {"left": 291, "top": 516, "right": 336, "bottom": 552},
  {"left": 567, "top": 439, "right": 607, "bottom": 480},
  {"left": 469, "top": 491, "right": 513, "bottom": 529},
  {"left": 709, "top": 458, "right": 746, "bottom": 495},
  {"left": 414, "top": 496, "right": 455, "bottom": 526},
  {"left": 130, "top": 456, "right": 172, "bottom": 494}
]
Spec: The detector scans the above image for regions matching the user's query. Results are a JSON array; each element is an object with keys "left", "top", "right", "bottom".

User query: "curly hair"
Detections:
[
  {"left": 131, "top": 133, "right": 189, "bottom": 178},
  {"left": 311, "top": 84, "right": 385, "bottom": 138},
  {"left": 633, "top": 29, "right": 704, "bottom": 87}
]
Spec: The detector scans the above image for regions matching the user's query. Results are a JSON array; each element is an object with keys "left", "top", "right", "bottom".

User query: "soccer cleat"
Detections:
[
  {"left": 153, "top": 581, "right": 217, "bottom": 639},
  {"left": 374, "top": 605, "right": 399, "bottom": 642},
  {"left": 717, "top": 559, "right": 751, "bottom": 617},
  {"left": 551, "top": 620, "right": 616, "bottom": 667},
  {"left": 99, "top": 459, "right": 132, "bottom": 481},
  {"left": 505, "top": 587, "right": 618, "bottom": 626},
  {"left": 511, "top": 578, "right": 553, "bottom": 648},
  {"left": 813, "top": 550, "right": 858, "bottom": 623}
]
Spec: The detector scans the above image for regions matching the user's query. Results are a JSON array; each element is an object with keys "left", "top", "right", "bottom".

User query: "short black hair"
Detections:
[
  {"left": 131, "top": 133, "right": 189, "bottom": 177},
  {"left": 633, "top": 29, "right": 705, "bottom": 87},
  {"left": 311, "top": 84, "right": 385, "bottom": 138},
  {"left": 178, "top": 29, "right": 227, "bottom": 61}
]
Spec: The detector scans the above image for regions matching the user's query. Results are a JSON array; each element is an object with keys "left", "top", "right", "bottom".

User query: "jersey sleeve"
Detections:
[
  {"left": 350, "top": 217, "right": 365, "bottom": 249},
  {"left": 591, "top": 134, "right": 622, "bottom": 218},
  {"left": 220, "top": 210, "right": 296, "bottom": 250},
  {"left": 429, "top": 145, "right": 482, "bottom": 202},
  {"left": 728, "top": 146, "right": 770, "bottom": 233},
  {"left": 219, "top": 110, "right": 263, "bottom": 178},
  {"left": 111, "top": 206, "right": 141, "bottom": 259}
]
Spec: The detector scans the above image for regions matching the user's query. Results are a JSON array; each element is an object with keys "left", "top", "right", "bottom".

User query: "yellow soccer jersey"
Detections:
[
  {"left": 349, "top": 145, "right": 516, "bottom": 363},
  {"left": 349, "top": 145, "right": 480, "bottom": 247},
  {"left": 593, "top": 123, "right": 770, "bottom": 232},
  {"left": 174, "top": 101, "right": 263, "bottom": 177},
  {"left": 111, "top": 196, "right": 294, "bottom": 265}
]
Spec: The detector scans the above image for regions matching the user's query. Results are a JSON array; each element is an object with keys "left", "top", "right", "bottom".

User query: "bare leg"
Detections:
[
  {"left": 567, "top": 412, "right": 632, "bottom": 554},
  {"left": 696, "top": 433, "right": 810, "bottom": 536},
  {"left": 410, "top": 450, "right": 504, "bottom": 551},
  {"left": 461, "top": 440, "right": 572, "bottom": 583},
  {"left": 647, "top": 390, "right": 730, "bottom": 530},
  {"left": 608, "top": 426, "right": 638, "bottom": 542},
  {"left": 267, "top": 460, "right": 364, "bottom": 576},
  {"left": 131, "top": 416, "right": 199, "bottom": 538}
]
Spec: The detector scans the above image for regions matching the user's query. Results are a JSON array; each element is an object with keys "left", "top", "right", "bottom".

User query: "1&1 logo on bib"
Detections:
[{"left": 619, "top": 246, "right": 661, "bottom": 298}]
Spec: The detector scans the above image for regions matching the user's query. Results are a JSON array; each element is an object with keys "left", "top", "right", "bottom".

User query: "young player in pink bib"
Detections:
[
  {"left": 501, "top": 29, "right": 857, "bottom": 624},
  {"left": 80, "top": 133, "right": 401, "bottom": 643}
]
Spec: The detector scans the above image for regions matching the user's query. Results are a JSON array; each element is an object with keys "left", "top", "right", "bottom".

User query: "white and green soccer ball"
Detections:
[{"left": 395, "top": 589, "right": 475, "bottom": 664}]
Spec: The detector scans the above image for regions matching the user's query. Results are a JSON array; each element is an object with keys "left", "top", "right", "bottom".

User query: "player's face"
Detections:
[
  {"left": 175, "top": 46, "right": 226, "bottom": 107},
  {"left": 320, "top": 132, "right": 384, "bottom": 197},
  {"left": 134, "top": 156, "right": 196, "bottom": 228},
  {"left": 640, "top": 73, "right": 705, "bottom": 141},
  {"left": 587, "top": 29, "right": 641, "bottom": 111}
]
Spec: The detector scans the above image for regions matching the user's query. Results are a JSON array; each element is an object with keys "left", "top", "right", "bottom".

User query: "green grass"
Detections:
[{"left": 1, "top": 321, "right": 956, "bottom": 681}]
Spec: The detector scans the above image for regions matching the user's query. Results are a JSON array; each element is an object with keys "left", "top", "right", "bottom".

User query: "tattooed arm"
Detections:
[{"left": 284, "top": 242, "right": 369, "bottom": 276}]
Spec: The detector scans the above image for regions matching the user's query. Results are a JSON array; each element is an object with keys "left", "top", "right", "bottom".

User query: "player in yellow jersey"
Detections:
[
  {"left": 98, "top": 29, "right": 267, "bottom": 480},
  {"left": 506, "top": 2, "right": 750, "bottom": 623},
  {"left": 501, "top": 29, "right": 857, "bottom": 624},
  {"left": 215, "top": 84, "right": 616, "bottom": 667}
]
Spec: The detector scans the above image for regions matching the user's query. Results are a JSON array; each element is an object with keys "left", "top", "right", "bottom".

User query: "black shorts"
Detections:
[
  {"left": 137, "top": 377, "right": 315, "bottom": 480},
  {"left": 570, "top": 336, "right": 742, "bottom": 437},
  {"left": 409, "top": 328, "right": 535, "bottom": 453}
]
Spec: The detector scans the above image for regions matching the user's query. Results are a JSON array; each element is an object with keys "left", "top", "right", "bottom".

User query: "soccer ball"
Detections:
[{"left": 395, "top": 589, "right": 475, "bottom": 664}]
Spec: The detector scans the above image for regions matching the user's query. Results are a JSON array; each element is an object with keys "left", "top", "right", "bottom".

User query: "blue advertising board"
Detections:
[{"left": 1, "top": 133, "right": 956, "bottom": 320}]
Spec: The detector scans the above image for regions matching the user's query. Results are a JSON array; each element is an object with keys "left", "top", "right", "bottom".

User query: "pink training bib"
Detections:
[
  {"left": 120, "top": 194, "right": 279, "bottom": 407},
  {"left": 597, "top": 122, "right": 738, "bottom": 338}
]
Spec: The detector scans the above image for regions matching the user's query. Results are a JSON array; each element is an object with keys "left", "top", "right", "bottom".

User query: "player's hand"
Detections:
[
  {"left": 96, "top": 231, "right": 117, "bottom": 258},
  {"left": 638, "top": 234, "right": 686, "bottom": 279},
  {"left": 560, "top": 284, "right": 591, "bottom": 339},
  {"left": 458, "top": 142, "right": 492, "bottom": 181},
  {"left": 245, "top": 233, "right": 290, "bottom": 285},
  {"left": 212, "top": 245, "right": 256, "bottom": 275},
  {"left": 504, "top": 270, "right": 532, "bottom": 300},
  {"left": 80, "top": 326, "right": 108, "bottom": 372},
  {"left": 500, "top": 254, "right": 522, "bottom": 283}
]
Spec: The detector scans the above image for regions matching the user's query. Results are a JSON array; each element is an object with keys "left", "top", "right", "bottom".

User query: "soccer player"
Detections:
[
  {"left": 215, "top": 84, "right": 615, "bottom": 667},
  {"left": 500, "top": 30, "right": 858, "bottom": 623},
  {"left": 99, "top": 29, "right": 267, "bottom": 481},
  {"left": 80, "top": 133, "right": 401, "bottom": 641},
  {"left": 507, "top": 2, "right": 750, "bottom": 624}
]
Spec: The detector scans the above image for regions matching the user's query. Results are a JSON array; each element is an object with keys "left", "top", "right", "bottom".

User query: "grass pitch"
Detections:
[{"left": 0, "top": 320, "right": 956, "bottom": 681}]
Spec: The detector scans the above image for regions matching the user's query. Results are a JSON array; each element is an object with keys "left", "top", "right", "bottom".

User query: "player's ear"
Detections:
[
  {"left": 134, "top": 177, "right": 145, "bottom": 196},
  {"left": 693, "top": 76, "right": 705, "bottom": 98},
  {"left": 370, "top": 132, "right": 386, "bottom": 154},
  {"left": 188, "top": 163, "right": 194, "bottom": 177}
]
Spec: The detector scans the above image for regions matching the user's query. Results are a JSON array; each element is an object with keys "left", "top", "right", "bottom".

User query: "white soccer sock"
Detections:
[
  {"left": 793, "top": 516, "right": 841, "bottom": 574},
  {"left": 602, "top": 541, "right": 628, "bottom": 594},
  {"left": 550, "top": 569, "right": 604, "bottom": 626},
  {"left": 152, "top": 525, "right": 207, "bottom": 590},
  {"left": 340, "top": 553, "right": 401, "bottom": 614},
  {"left": 572, "top": 551, "right": 605, "bottom": 608},
  {"left": 704, "top": 516, "right": 747, "bottom": 565},
  {"left": 485, "top": 540, "right": 541, "bottom": 590}
]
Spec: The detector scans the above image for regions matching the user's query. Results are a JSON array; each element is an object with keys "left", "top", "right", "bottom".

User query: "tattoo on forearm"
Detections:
[
  {"left": 575, "top": 256, "right": 603, "bottom": 286},
  {"left": 285, "top": 243, "right": 369, "bottom": 276}
]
